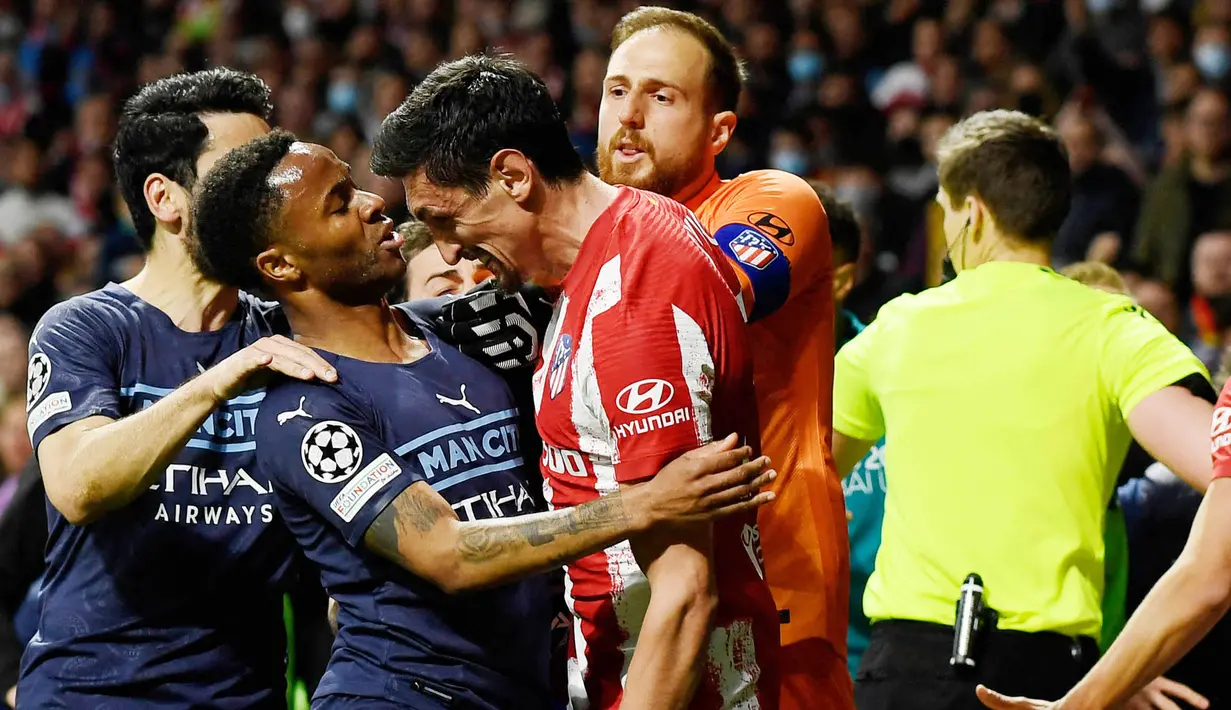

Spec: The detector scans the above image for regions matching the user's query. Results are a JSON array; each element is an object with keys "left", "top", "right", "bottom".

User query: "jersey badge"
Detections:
[
  {"left": 301, "top": 420, "right": 364, "bottom": 484},
  {"left": 548, "top": 333, "right": 573, "bottom": 399},
  {"left": 728, "top": 229, "right": 781, "bottom": 270}
]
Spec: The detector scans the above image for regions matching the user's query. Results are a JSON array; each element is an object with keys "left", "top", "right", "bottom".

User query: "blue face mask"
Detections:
[
  {"left": 788, "top": 50, "right": 824, "bottom": 84},
  {"left": 1085, "top": 0, "right": 1117, "bottom": 14},
  {"left": 1195, "top": 43, "right": 1231, "bottom": 81},
  {"left": 770, "top": 150, "right": 809, "bottom": 176},
  {"left": 327, "top": 81, "right": 358, "bottom": 115}
]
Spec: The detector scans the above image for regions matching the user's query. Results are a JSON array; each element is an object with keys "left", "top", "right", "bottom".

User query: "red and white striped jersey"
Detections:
[{"left": 532, "top": 186, "right": 781, "bottom": 710}]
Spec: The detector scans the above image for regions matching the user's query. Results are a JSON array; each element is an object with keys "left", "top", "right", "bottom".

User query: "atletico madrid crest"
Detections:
[{"left": 728, "top": 229, "right": 781, "bottom": 270}]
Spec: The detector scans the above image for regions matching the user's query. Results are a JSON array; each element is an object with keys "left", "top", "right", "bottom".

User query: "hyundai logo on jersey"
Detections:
[{"left": 616, "top": 378, "right": 675, "bottom": 415}]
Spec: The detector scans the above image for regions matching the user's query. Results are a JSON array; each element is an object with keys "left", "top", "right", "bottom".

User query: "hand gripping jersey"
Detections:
[
  {"left": 533, "top": 186, "right": 780, "bottom": 710},
  {"left": 21, "top": 284, "right": 295, "bottom": 709},
  {"left": 687, "top": 170, "right": 852, "bottom": 709},
  {"left": 254, "top": 309, "right": 551, "bottom": 710}
]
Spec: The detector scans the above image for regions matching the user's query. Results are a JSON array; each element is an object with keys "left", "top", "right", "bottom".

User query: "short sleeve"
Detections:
[
  {"left": 833, "top": 318, "right": 885, "bottom": 442},
  {"left": 1100, "top": 300, "right": 1208, "bottom": 419},
  {"left": 256, "top": 385, "right": 425, "bottom": 546},
  {"left": 709, "top": 171, "right": 830, "bottom": 323},
  {"left": 26, "top": 300, "right": 123, "bottom": 451}
]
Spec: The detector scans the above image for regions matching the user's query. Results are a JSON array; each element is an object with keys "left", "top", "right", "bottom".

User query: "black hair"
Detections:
[
  {"left": 191, "top": 130, "right": 296, "bottom": 295},
  {"left": 114, "top": 67, "right": 274, "bottom": 250},
  {"left": 369, "top": 53, "right": 586, "bottom": 193},
  {"left": 810, "top": 182, "right": 862, "bottom": 266}
]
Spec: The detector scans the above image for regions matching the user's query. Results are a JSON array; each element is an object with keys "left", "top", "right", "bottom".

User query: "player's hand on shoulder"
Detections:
[
  {"left": 437, "top": 279, "right": 554, "bottom": 371},
  {"left": 201, "top": 335, "right": 338, "bottom": 402},
  {"left": 631, "top": 434, "right": 776, "bottom": 529}
]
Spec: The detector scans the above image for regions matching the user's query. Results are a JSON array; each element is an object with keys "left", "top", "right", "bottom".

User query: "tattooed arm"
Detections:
[{"left": 363, "top": 435, "right": 776, "bottom": 593}]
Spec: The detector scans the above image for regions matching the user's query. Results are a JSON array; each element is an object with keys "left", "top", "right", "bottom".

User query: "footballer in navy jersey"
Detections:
[
  {"left": 256, "top": 311, "right": 550, "bottom": 708},
  {"left": 22, "top": 285, "right": 295, "bottom": 708},
  {"left": 190, "top": 130, "right": 776, "bottom": 710}
]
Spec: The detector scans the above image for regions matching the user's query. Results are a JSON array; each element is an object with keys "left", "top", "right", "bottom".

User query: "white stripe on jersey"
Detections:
[
  {"left": 671, "top": 305, "right": 715, "bottom": 445},
  {"left": 706, "top": 620, "right": 763, "bottom": 709},
  {"left": 571, "top": 256, "right": 621, "bottom": 468},
  {"left": 563, "top": 565, "right": 591, "bottom": 710}
]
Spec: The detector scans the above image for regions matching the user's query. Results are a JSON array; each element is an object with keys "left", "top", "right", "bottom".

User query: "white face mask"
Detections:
[{"left": 283, "top": 5, "right": 312, "bottom": 41}]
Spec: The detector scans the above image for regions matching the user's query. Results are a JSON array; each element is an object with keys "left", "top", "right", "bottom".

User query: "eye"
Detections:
[
  {"left": 333, "top": 200, "right": 349, "bottom": 216},
  {"left": 608, "top": 86, "right": 627, "bottom": 98},
  {"left": 654, "top": 93, "right": 670, "bottom": 104}
]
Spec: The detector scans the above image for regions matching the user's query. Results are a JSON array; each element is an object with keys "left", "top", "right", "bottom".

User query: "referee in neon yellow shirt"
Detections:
[{"left": 833, "top": 110, "right": 1217, "bottom": 710}]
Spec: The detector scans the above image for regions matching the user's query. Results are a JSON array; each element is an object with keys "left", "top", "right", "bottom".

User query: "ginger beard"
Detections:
[{"left": 596, "top": 126, "right": 709, "bottom": 200}]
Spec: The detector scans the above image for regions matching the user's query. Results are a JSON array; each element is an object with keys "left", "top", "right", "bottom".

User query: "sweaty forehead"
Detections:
[
  {"left": 608, "top": 28, "right": 710, "bottom": 91},
  {"left": 269, "top": 142, "right": 344, "bottom": 202}
]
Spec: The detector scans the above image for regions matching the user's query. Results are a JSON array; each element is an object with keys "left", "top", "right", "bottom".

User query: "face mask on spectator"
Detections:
[
  {"left": 770, "top": 149, "right": 809, "bottom": 176},
  {"left": 283, "top": 5, "right": 313, "bottom": 41},
  {"left": 788, "top": 51, "right": 824, "bottom": 84},
  {"left": 328, "top": 81, "right": 359, "bottom": 115},
  {"left": 1085, "top": 0, "right": 1117, "bottom": 14},
  {"left": 1195, "top": 42, "right": 1231, "bottom": 81}
]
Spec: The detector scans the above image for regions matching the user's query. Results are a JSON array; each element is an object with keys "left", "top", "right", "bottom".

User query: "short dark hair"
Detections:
[
  {"left": 810, "top": 182, "right": 862, "bottom": 266},
  {"left": 114, "top": 67, "right": 274, "bottom": 250},
  {"left": 611, "top": 7, "right": 746, "bottom": 114},
  {"left": 936, "top": 110, "right": 1071, "bottom": 243},
  {"left": 397, "top": 220, "right": 435, "bottom": 261},
  {"left": 191, "top": 130, "right": 296, "bottom": 295},
  {"left": 370, "top": 54, "right": 586, "bottom": 193}
]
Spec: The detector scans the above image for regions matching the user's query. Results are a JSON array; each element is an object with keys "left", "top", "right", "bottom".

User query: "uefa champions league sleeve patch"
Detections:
[
  {"left": 301, "top": 420, "right": 365, "bottom": 484},
  {"left": 26, "top": 353, "right": 52, "bottom": 411}
]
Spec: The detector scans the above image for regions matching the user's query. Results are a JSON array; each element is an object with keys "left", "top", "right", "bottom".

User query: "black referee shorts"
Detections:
[{"left": 854, "top": 620, "right": 1098, "bottom": 710}]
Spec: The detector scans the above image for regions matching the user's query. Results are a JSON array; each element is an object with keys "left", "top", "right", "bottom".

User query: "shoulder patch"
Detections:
[
  {"left": 714, "top": 224, "right": 791, "bottom": 322},
  {"left": 26, "top": 353, "right": 51, "bottom": 411},
  {"left": 301, "top": 420, "right": 364, "bottom": 484}
]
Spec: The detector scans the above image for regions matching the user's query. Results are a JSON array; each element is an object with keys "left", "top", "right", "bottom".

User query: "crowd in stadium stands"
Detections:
[{"left": 5, "top": 0, "right": 1231, "bottom": 705}]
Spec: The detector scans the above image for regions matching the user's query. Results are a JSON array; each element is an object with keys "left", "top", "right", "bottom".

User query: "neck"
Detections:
[
  {"left": 970, "top": 233, "right": 1052, "bottom": 270},
  {"left": 122, "top": 234, "right": 239, "bottom": 332},
  {"left": 537, "top": 173, "right": 620, "bottom": 281},
  {"left": 675, "top": 167, "right": 722, "bottom": 212},
  {"left": 286, "top": 296, "right": 424, "bottom": 364}
]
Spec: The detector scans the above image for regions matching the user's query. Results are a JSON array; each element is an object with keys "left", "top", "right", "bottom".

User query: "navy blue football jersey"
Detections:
[
  {"left": 254, "top": 308, "right": 551, "bottom": 710},
  {"left": 21, "top": 283, "right": 296, "bottom": 709}
]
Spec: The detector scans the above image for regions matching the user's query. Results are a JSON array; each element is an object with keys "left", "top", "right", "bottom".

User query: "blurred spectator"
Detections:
[
  {"left": 1131, "top": 276, "right": 1184, "bottom": 335},
  {"left": 1053, "top": 113, "right": 1140, "bottom": 268},
  {"left": 1134, "top": 86, "right": 1231, "bottom": 300},
  {"left": 0, "top": 137, "right": 86, "bottom": 246},
  {"left": 0, "top": 315, "right": 24, "bottom": 406},
  {"left": 0, "top": 397, "right": 28, "bottom": 511},
  {"left": 1189, "top": 230, "right": 1231, "bottom": 370}
]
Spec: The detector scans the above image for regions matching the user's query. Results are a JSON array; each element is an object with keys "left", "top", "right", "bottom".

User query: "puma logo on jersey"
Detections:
[
  {"left": 437, "top": 384, "right": 480, "bottom": 414},
  {"left": 277, "top": 396, "right": 311, "bottom": 425}
]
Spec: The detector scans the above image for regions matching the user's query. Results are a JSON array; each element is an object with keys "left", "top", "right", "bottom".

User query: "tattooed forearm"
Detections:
[
  {"left": 456, "top": 493, "right": 630, "bottom": 563},
  {"left": 364, "top": 484, "right": 449, "bottom": 560}
]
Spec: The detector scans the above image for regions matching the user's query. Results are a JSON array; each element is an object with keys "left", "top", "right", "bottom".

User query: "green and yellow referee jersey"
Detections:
[{"left": 834, "top": 261, "right": 1206, "bottom": 639}]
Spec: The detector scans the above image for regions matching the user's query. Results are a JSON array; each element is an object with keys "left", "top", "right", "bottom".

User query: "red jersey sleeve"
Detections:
[
  {"left": 1211, "top": 381, "right": 1231, "bottom": 479},
  {"left": 702, "top": 170, "right": 832, "bottom": 323},
  {"left": 589, "top": 203, "right": 756, "bottom": 485}
]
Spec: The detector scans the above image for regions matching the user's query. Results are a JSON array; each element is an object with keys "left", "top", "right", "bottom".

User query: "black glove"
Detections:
[{"left": 436, "top": 279, "right": 555, "bottom": 371}]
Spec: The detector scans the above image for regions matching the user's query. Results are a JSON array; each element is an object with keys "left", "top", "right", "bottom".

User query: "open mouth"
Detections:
[
  {"left": 616, "top": 143, "right": 645, "bottom": 160},
  {"left": 378, "top": 221, "right": 403, "bottom": 250}
]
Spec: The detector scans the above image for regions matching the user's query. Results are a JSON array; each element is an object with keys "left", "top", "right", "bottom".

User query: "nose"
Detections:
[
  {"left": 435, "top": 239, "right": 463, "bottom": 266},
  {"left": 358, "top": 190, "right": 387, "bottom": 221},
  {"left": 618, "top": 95, "right": 644, "bottom": 130}
]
